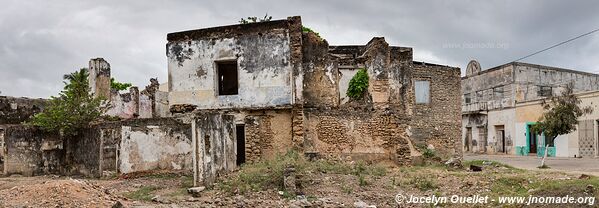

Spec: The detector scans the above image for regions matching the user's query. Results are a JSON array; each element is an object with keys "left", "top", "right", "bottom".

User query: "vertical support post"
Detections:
[
  {"left": 98, "top": 130, "right": 103, "bottom": 177},
  {"left": 192, "top": 118, "right": 197, "bottom": 187}
]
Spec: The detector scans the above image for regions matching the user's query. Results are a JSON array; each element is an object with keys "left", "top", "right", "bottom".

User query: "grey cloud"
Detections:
[{"left": 1, "top": 0, "right": 598, "bottom": 98}]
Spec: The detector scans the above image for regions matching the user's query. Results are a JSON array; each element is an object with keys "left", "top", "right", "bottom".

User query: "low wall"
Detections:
[
  {"left": 3, "top": 126, "right": 62, "bottom": 176},
  {"left": 303, "top": 108, "right": 412, "bottom": 163},
  {"left": 118, "top": 119, "right": 192, "bottom": 173},
  {"left": 3, "top": 118, "right": 194, "bottom": 177}
]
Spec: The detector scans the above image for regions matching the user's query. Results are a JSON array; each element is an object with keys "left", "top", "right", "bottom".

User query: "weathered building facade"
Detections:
[
  {"left": 1, "top": 16, "right": 462, "bottom": 186},
  {"left": 0, "top": 96, "right": 47, "bottom": 173},
  {"left": 165, "top": 15, "right": 462, "bottom": 176},
  {"left": 462, "top": 60, "right": 599, "bottom": 157}
]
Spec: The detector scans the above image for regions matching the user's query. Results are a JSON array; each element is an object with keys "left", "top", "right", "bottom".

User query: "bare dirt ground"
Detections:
[{"left": 0, "top": 158, "right": 598, "bottom": 208}]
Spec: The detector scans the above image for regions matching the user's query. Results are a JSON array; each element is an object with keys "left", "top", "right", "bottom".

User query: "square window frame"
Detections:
[
  {"left": 214, "top": 59, "right": 239, "bottom": 96},
  {"left": 414, "top": 79, "right": 431, "bottom": 104}
]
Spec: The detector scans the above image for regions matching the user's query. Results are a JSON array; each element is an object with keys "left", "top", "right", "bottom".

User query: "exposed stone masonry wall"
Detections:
[
  {"left": 304, "top": 109, "right": 413, "bottom": 163},
  {"left": 410, "top": 63, "right": 462, "bottom": 157},
  {"left": 245, "top": 114, "right": 274, "bottom": 162}
]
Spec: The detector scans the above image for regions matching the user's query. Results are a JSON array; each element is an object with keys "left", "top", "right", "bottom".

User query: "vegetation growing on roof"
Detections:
[
  {"left": 239, "top": 13, "right": 272, "bottom": 24},
  {"left": 302, "top": 26, "right": 322, "bottom": 40}
]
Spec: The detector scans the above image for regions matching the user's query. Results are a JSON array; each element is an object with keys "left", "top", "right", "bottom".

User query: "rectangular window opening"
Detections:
[
  {"left": 493, "top": 86, "right": 504, "bottom": 99},
  {"left": 217, "top": 61, "right": 239, "bottom": 95},
  {"left": 464, "top": 93, "right": 472, "bottom": 104},
  {"left": 415, "top": 80, "right": 430, "bottom": 104},
  {"left": 537, "top": 86, "right": 552, "bottom": 97}
]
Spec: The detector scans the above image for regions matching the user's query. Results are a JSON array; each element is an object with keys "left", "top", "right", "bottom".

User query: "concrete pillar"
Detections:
[{"left": 88, "top": 58, "right": 111, "bottom": 100}]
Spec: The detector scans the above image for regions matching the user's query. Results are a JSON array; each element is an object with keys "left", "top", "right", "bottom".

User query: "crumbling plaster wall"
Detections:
[
  {"left": 167, "top": 18, "right": 303, "bottom": 110},
  {"left": 301, "top": 35, "right": 462, "bottom": 161},
  {"left": 105, "top": 86, "right": 160, "bottom": 119},
  {"left": 462, "top": 62, "right": 599, "bottom": 112},
  {"left": 106, "top": 88, "right": 140, "bottom": 119},
  {"left": 119, "top": 119, "right": 192, "bottom": 173},
  {"left": 0, "top": 96, "right": 47, "bottom": 124},
  {"left": 461, "top": 64, "right": 515, "bottom": 110},
  {"left": 487, "top": 109, "right": 515, "bottom": 154},
  {"left": 513, "top": 63, "right": 599, "bottom": 102},
  {"left": 66, "top": 127, "right": 103, "bottom": 177},
  {"left": 193, "top": 112, "right": 235, "bottom": 186},
  {"left": 302, "top": 32, "right": 340, "bottom": 107},
  {"left": 87, "top": 57, "right": 164, "bottom": 119},
  {"left": 0, "top": 96, "right": 48, "bottom": 168},
  {"left": 89, "top": 58, "right": 111, "bottom": 99},
  {"left": 3, "top": 124, "right": 116, "bottom": 177},
  {"left": 3, "top": 126, "right": 63, "bottom": 176}
]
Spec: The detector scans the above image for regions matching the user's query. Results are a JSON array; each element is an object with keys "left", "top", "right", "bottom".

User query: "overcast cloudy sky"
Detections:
[{"left": 1, "top": 0, "right": 598, "bottom": 98}]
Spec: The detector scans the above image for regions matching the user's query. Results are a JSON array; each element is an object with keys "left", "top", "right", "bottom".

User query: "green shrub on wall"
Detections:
[
  {"left": 302, "top": 26, "right": 322, "bottom": 40},
  {"left": 347, "top": 69, "right": 369, "bottom": 99}
]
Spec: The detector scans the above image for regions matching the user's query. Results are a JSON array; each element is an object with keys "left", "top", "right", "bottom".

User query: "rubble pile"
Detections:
[{"left": 0, "top": 178, "right": 122, "bottom": 207}]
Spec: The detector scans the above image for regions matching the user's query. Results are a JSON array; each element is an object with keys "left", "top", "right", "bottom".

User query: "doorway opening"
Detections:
[
  {"left": 236, "top": 124, "right": 246, "bottom": 166},
  {"left": 528, "top": 124, "right": 537, "bottom": 154},
  {"left": 465, "top": 127, "right": 472, "bottom": 152},
  {"left": 0, "top": 128, "right": 4, "bottom": 173},
  {"left": 495, "top": 125, "right": 506, "bottom": 153}
]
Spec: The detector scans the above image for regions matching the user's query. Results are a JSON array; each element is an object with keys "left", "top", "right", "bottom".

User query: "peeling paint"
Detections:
[{"left": 119, "top": 125, "right": 192, "bottom": 174}]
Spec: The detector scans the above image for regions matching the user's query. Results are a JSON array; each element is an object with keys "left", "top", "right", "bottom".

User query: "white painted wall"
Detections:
[
  {"left": 338, "top": 68, "right": 359, "bottom": 105},
  {"left": 487, "top": 108, "right": 516, "bottom": 154},
  {"left": 554, "top": 135, "right": 569, "bottom": 157},
  {"left": 119, "top": 126, "right": 192, "bottom": 173},
  {"left": 167, "top": 32, "right": 294, "bottom": 109}
]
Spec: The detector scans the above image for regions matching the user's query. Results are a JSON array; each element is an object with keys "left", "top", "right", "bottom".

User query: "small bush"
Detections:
[
  {"left": 422, "top": 148, "right": 435, "bottom": 158},
  {"left": 347, "top": 69, "right": 369, "bottom": 99},
  {"left": 302, "top": 26, "right": 322, "bottom": 40},
  {"left": 353, "top": 161, "right": 367, "bottom": 176},
  {"left": 410, "top": 177, "right": 438, "bottom": 191},
  {"left": 314, "top": 160, "right": 353, "bottom": 174},
  {"left": 358, "top": 175, "right": 369, "bottom": 187},
  {"left": 218, "top": 150, "right": 306, "bottom": 194},
  {"left": 217, "top": 152, "right": 389, "bottom": 195},
  {"left": 341, "top": 183, "right": 353, "bottom": 194},
  {"left": 110, "top": 78, "right": 132, "bottom": 91},
  {"left": 370, "top": 165, "right": 387, "bottom": 177}
]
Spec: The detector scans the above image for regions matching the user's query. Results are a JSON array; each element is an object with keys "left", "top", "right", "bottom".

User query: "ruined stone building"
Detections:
[
  {"left": 2, "top": 16, "right": 462, "bottom": 186},
  {"left": 0, "top": 96, "right": 47, "bottom": 173},
  {"left": 462, "top": 60, "right": 599, "bottom": 157}
]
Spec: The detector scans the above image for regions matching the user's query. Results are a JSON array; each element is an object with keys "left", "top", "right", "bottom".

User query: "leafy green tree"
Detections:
[
  {"left": 110, "top": 78, "right": 132, "bottom": 91},
  {"left": 531, "top": 83, "right": 592, "bottom": 167},
  {"left": 30, "top": 68, "right": 106, "bottom": 136},
  {"left": 347, "top": 69, "right": 369, "bottom": 99},
  {"left": 239, "top": 13, "right": 272, "bottom": 24}
]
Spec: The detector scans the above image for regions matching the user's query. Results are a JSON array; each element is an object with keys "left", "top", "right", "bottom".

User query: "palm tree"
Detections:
[{"left": 62, "top": 68, "right": 90, "bottom": 98}]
